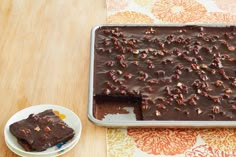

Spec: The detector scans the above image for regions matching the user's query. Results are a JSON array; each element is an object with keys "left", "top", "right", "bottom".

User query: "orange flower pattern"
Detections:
[
  {"left": 107, "top": 129, "right": 135, "bottom": 157},
  {"left": 53, "top": 110, "right": 66, "bottom": 119},
  {"left": 131, "top": 0, "right": 156, "bottom": 11},
  {"left": 127, "top": 128, "right": 197, "bottom": 155},
  {"left": 185, "top": 144, "right": 231, "bottom": 157},
  {"left": 215, "top": 0, "right": 236, "bottom": 14},
  {"left": 107, "top": 11, "right": 154, "bottom": 24},
  {"left": 107, "top": 0, "right": 128, "bottom": 12},
  {"left": 198, "top": 129, "right": 236, "bottom": 152},
  {"left": 151, "top": 0, "right": 207, "bottom": 23},
  {"left": 199, "top": 12, "right": 236, "bottom": 24},
  {"left": 107, "top": 0, "right": 236, "bottom": 24},
  {"left": 106, "top": 0, "right": 236, "bottom": 156}
]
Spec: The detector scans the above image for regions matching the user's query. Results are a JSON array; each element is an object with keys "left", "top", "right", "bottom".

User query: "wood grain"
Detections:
[{"left": 0, "top": 0, "right": 107, "bottom": 156}]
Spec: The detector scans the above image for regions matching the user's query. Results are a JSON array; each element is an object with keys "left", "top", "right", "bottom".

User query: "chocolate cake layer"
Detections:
[
  {"left": 94, "top": 26, "right": 236, "bottom": 121},
  {"left": 10, "top": 109, "right": 75, "bottom": 151},
  {"left": 94, "top": 95, "right": 142, "bottom": 120}
]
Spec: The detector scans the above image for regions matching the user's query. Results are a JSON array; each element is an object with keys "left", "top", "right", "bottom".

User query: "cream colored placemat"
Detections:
[
  {"left": 107, "top": 0, "right": 236, "bottom": 24},
  {"left": 106, "top": 0, "right": 236, "bottom": 156}
]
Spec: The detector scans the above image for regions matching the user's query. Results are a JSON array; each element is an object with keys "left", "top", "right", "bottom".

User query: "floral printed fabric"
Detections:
[
  {"left": 107, "top": 0, "right": 236, "bottom": 24},
  {"left": 107, "top": 128, "right": 236, "bottom": 157},
  {"left": 106, "top": 0, "right": 236, "bottom": 157}
]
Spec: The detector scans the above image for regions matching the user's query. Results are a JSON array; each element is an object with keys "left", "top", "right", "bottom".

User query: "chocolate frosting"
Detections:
[
  {"left": 94, "top": 26, "right": 236, "bottom": 121},
  {"left": 10, "top": 109, "right": 74, "bottom": 151}
]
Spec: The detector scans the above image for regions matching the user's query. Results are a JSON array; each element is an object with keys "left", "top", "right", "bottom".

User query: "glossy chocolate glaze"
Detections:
[
  {"left": 10, "top": 109, "right": 75, "bottom": 151},
  {"left": 94, "top": 26, "right": 236, "bottom": 121}
]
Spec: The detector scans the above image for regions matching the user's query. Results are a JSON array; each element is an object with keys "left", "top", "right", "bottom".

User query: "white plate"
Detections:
[
  {"left": 4, "top": 104, "right": 82, "bottom": 156},
  {"left": 5, "top": 137, "right": 80, "bottom": 157}
]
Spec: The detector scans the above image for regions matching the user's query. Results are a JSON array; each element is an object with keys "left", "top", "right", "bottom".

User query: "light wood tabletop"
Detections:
[{"left": 0, "top": 0, "right": 107, "bottom": 156}]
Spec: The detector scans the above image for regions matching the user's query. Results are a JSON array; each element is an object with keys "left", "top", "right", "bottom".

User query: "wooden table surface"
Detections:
[{"left": 0, "top": 1, "right": 107, "bottom": 156}]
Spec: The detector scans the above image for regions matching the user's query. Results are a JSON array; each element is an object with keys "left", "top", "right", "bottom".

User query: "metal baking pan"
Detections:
[{"left": 88, "top": 24, "right": 236, "bottom": 128}]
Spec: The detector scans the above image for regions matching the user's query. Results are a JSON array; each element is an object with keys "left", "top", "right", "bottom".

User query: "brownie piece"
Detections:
[
  {"left": 9, "top": 109, "right": 75, "bottom": 151},
  {"left": 93, "top": 26, "right": 236, "bottom": 121}
]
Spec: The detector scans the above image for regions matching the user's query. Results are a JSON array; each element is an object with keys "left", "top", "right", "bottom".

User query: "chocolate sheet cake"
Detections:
[
  {"left": 93, "top": 26, "right": 236, "bottom": 121},
  {"left": 9, "top": 109, "right": 74, "bottom": 151}
]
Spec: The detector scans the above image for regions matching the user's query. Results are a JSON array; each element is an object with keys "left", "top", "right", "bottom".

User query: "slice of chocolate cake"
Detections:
[
  {"left": 93, "top": 26, "right": 236, "bottom": 121},
  {"left": 9, "top": 109, "right": 75, "bottom": 152}
]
